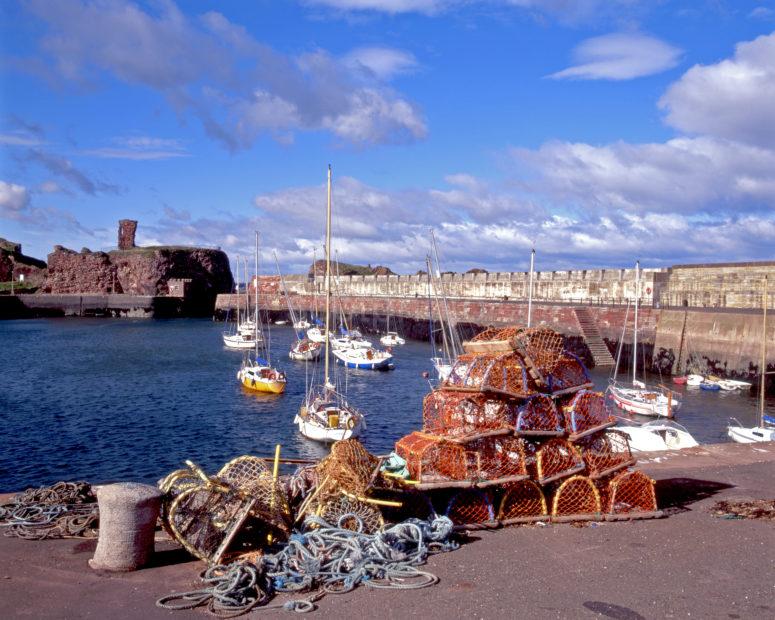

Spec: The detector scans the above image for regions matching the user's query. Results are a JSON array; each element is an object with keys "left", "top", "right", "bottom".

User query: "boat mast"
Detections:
[
  {"left": 761, "top": 277, "right": 767, "bottom": 428},
  {"left": 235, "top": 254, "right": 241, "bottom": 331},
  {"left": 324, "top": 165, "right": 332, "bottom": 389},
  {"left": 255, "top": 231, "right": 262, "bottom": 363},
  {"left": 633, "top": 260, "right": 640, "bottom": 385},
  {"left": 430, "top": 228, "right": 459, "bottom": 359},
  {"left": 527, "top": 247, "right": 535, "bottom": 328},
  {"left": 312, "top": 247, "right": 318, "bottom": 321}
]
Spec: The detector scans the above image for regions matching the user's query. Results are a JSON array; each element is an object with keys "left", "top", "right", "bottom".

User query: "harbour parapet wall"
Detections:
[{"left": 1, "top": 294, "right": 189, "bottom": 318}]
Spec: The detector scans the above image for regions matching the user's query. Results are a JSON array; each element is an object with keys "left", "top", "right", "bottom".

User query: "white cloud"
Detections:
[
  {"left": 659, "top": 32, "right": 775, "bottom": 148},
  {"left": 0, "top": 133, "right": 44, "bottom": 146},
  {"left": 0, "top": 181, "right": 31, "bottom": 217},
  {"left": 749, "top": 7, "right": 774, "bottom": 20},
  {"left": 549, "top": 32, "right": 682, "bottom": 80},
  {"left": 22, "top": 0, "right": 426, "bottom": 149},
  {"left": 83, "top": 135, "right": 190, "bottom": 160},
  {"left": 306, "top": 0, "right": 443, "bottom": 14},
  {"left": 344, "top": 47, "right": 418, "bottom": 80}
]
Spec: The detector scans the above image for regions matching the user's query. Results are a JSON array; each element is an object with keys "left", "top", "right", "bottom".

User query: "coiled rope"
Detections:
[{"left": 157, "top": 515, "right": 457, "bottom": 616}]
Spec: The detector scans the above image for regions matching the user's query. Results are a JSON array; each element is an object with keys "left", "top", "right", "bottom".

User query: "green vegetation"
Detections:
[{"left": 0, "top": 282, "right": 38, "bottom": 294}]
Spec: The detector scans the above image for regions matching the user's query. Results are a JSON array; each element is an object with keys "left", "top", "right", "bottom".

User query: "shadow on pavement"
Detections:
[{"left": 655, "top": 477, "right": 734, "bottom": 514}]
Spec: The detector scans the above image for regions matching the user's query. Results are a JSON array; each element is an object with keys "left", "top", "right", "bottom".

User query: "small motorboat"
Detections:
[
  {"left": 699, "top": 381, "right": 721, "bottom": 391},
  {"left": 380, "top": 331, "right": 406, "bottom": 347},
  {"left": 717, "top": 379, "right": 752, "bottom": 391},
  {"left": 274, "top": 320, "right": 288, "bottom": 325},
  {"left": 727, "top": 416, "right": 775, "bottom": 443},
  {"left": 614, "top": 419, "right": 699, "bottom": 452},
  {"left": 686, "top": 374, "right": 704, "bottom": 386},
  {"left": 672, "top": 376, "right": 688, "bottom": 385}
]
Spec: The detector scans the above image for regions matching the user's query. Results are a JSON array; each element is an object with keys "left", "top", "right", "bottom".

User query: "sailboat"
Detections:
[
  {"left": 380, "top": 312, "right": 406, "bottom": 347},
  {"left": 427, "top": 232, "right": 460, "bottom": 380},
  {"left": 608, "top": 261, "right": 681, "bottom": 418},
  {"left": 223, "top": 255, "right": 262, "bottom": 350},
  {"left": 294, "top": 166, "right": 365, "bottom": 442},
  {"left": 236, "top": 232, "right": 287, "bottom": 394},
  {"left": 274, "top": 252, "right": 321, "bottom": 362},
  {"left": 728, "top": 278, "right": 774, "bottom": 442},
  {"left": 614, "top": 418, "right": 698, "bottom": 452}
]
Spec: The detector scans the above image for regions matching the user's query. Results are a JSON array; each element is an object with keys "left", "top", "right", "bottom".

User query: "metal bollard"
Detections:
[{"left": 89, "top": 482, "right": 163, "bottom": 572}]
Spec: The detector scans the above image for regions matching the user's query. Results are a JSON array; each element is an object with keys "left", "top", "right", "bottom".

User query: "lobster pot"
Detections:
[
  {"left": 445, "top": 489, "right": 495, "bottom": 526},
  {"left": 497, "top": 480, "right": 548, "bottom": 522},
  {"left": 317, "top": 495, "right": 383, "bottom": 534},
  {"left": 551, "top": 475, "right": 601, "bottom": 518},
  {"left": 317, "top": 439, "right": 380, "bottom": 498},
  {"left": 217, "top": 456, "right": 291, "bottom": 531},
  {"left": 395, "top": 432, "right": 467, "bottom": 482},
  {"left": 465, "top": 326, "right": 565, "bottom": 375},
  {"left": 535, "top": 438, "right": 585, "bottom": 484},
  {"left": 606, "top": 470, "right": 657, "bottom": 515},
  {"left": 375, "top": 489, "right": 436, "bottom": 524},
  {"left": 422, "top": 390, "right": 516, "bottom": 437},
  {"left": 565, "top": 390, "right": 614, "bottom": 439},
  {"left": 515, "top": 394, "right": 565, "bottom": 436},
  {"left": 576, "top": 431, "right": 635, "bottom": 479},
  {"left": 546, "top": 353, "right": 590, "bottom": 393},
  {"left": 443, "top": 352, "right": 537, "bottom": 398},
  {"left": 464, "top": 436, "right": 527, "bottom": 482}
]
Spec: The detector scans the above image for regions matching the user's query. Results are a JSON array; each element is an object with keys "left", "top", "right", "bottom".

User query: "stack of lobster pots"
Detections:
[{"left": 394, "top": 326, "right": 661, "bottom": 529}]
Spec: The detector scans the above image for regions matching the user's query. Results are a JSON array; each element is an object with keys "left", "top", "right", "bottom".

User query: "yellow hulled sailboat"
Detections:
[{"left": 236, "top": 231, "right": 287, "bottom": 395}]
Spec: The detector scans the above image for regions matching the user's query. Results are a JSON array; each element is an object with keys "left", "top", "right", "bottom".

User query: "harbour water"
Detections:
[{"left": 1, "top": 318, "right": 772, "bottom": 492}]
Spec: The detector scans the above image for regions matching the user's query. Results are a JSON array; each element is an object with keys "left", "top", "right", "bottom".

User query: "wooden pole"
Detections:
[{"left": 760, "top": 277, "right": 767, "bottom": 428}]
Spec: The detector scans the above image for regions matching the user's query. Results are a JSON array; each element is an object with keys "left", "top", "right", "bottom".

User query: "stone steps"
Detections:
[{"left": 573, "top": 307, "right": 616, "bottom": 367}]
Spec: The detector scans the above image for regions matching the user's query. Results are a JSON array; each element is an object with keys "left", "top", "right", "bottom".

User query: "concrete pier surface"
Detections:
[{"left": 2, "top": 442, "right": 774, "bottom": 619}]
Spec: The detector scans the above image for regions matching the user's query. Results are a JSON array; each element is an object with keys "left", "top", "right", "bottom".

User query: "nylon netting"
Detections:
[
  {"left": 395, "top": 432, "right": 467, "bottom": 482},
  {"left": 565, "top": 390, "right": 613, "bottom": 436},
  {"left": 551, "top": 475, "right": 601, "bottom": 516},
  {"left": 443, "top": 352, "right": 535, "bottom": 397},
  {"left": 515, "top": 395, "right": 564, "bottom": 435},
  {"left": 497, "top": 480, "right": 548, "bottom": 520},
  {"left": 535, "top": 438, "right": 584, "bottom": 483},
  {"left": 468, "top": 327, "right": 565, "bottom": 375},
  {"left": 422, "top": 391, "right": 516, "bottom": 436},
  {"left": 576, "top": 431, "right": 634, "bottom": 479},
  {"left": 607, "top": 470, "right": 657, "bottom": 515},
  {"left": 445, "top": 489, "right": 495, "bottom": 525},
  {"left": 547, "top": 353, "right": 590, "bottom": 393},
  {"left": 316, "top": 439, "right": 380, "bottom": 499},
  {"left": 464, "top": 436, "right": 527, "bottom": 481},
  {"left": 217, "top": 456, "right": 291, "bottom": 530}
]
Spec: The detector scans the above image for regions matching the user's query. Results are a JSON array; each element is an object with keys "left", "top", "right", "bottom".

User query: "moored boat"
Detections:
[
  {"left": 333, "top": 345, "right": 393, "bottom": 370},
  {"left": 614, "top": 419, "right": 698, "bottom": 452}
]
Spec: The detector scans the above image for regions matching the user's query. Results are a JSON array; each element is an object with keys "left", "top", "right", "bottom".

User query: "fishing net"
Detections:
[
  {"left": 443, "top": 352, "right": 536, "bottom": 398},
  {"left": 577, "top": 431, "right": 635, "bottom": 479},
  {"left": 395, "top": 432, "right": 468, "bottom": 482},
  {"left": 515, "top": 394, "right": 565, "bottom": 436},
  {"left": 535, "top": 438, "right": 585, "bottom": 484},
  {"left": 464, "top": 436, "right": 528, "bottom": 483},
  {"left": 546, "top": 353, "right": 590, "bottom": 393},
  {"left": 565, "top": 391, "right": 614, "bottom": 439},
  {"left": 606, "top": 470, "right": 657, "bottom": 515},
  {"left": 445, "top": 489, "right": 495, "bottom": 526},
  {"left": 218, "top": 456, "right": 291, "bottom": 529},
  {"left": 316, "top": 439, "right": 381, "bottom": 499},
  {"left": 497, "top": 480, "right": 548, "bottom": 522},
  {"left": 551, "top": 475, "right": 601, "bottom": 517},
  {"left": 316, "top": 495, "right": 384, "bottom": 534},
  {"left": 422, "top": 391, "right": 516, "bottom": 437}
]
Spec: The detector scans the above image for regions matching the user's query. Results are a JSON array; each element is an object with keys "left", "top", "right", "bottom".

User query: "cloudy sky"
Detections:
[{"left": 2, "top": 0, "right": 775, "bottom": 274}]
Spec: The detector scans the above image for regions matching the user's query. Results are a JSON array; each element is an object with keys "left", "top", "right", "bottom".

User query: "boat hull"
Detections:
[
  {"left": 238, "top": 367, "right": 287, "bottom": 394},
  {"left": 608, "top": 386, "right": 678, "bottom": 418},
  {"left": 727, "top": 426, "right": 775, "bottom": 443},
  {"left": 223, "top": 334, "right": 257, "bottom": 349}
]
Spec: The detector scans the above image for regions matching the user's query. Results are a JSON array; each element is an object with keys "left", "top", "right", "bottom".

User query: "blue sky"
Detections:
[{"left": 2, "top": 0, "right": 775, "bottom": 274}]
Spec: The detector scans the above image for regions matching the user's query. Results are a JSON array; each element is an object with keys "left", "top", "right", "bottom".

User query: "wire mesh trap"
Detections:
[
  {"left": 564, "top": 390, "right": 615, "bottom": 440},
  {"left": 422, "top": 390, "right": 516, "bottom": 437},
  {"left": 515, "top": 394, "right": 565, "bottom": 436},
  {"left": 395, "top": 432, "right": 468, "bottom": 484},
  {"left": 497, "top": 480, "right": 548, "bottom": 524},
  {"left": 463, "top": 436, "right": 528, "bottom": 485},
  {"left": 373, "top": 488, "right": 436, "bottom": 524},
  {"left": 546, "top": 353, "right": 592, "bottom": 394},
  {"left": 551, "top": 475, "right": 601, "bottom": 519},
  {"left": 576, "top": 431, "right": 636, "bottom": 480},
  {"left": 316, "top": 495, "right": 384, "bottom": 534},
  {"left": 315, "top": 439, "right": 382, "bottom": 500},
  {"left": 535, "top": 438, "right": 585, "bottom": 485},
  {"left": 606, "top": 470, "right": 658, "bottom": 516},
  {"left": 443, "top": 352, "right": 537, "bottom": 398},
  {"left": 445, "top": 489, "right": 495, "bottom": 527}
]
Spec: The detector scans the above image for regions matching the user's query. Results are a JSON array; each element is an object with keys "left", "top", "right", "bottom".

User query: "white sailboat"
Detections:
[
  {"left": 614, "top": 419, "right": 698, "bottom": 452},
  {"left": 294, "top": 166, "right": 365, "bottom": 442},
  {"left": 728, "top": 278, "right": 774, "bottom": 443},
  {"left": 236, "top": 232, "right": 287, "bottom": 394},
  {"left": 608, "top": 261, "right": 681, "bottom": 418},
  {"left": 223, "top": 255, "right": 262, "bottom": 350},
  {"left": 380, "top": 311, "right": 406, "bottom": 347},
  {"left": 427, "top": 234, "right": 460, "bottom": 381},
  {"left": 274, "top": 251, "right": 321, "bottom": 362}
]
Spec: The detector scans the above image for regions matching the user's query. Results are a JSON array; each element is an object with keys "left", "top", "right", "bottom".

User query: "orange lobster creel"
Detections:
[
  {"left": 446, "top": 489, "right": 496, "bottom": 528},
  {"left": 422, "top": 390, "right": 516, "bottom": 437},
  {"left": 515, "top": 394, "right": 565, "bottom": 436},
  {"left": 551, "top": 475, "right": 601, "bottom": 519},
  {"left": 395, "top": 432, "right": 467, "bottom": 484},
  {"left": 546, "top": 353, "right": 592, "bottom": 395},
  {"left": 606, "top": 470, "right": 658, "bottom": 517},
  {"left": 443, "top": 352, "right": 537, "bottom": 398},
  {"left": 576, "top": 431, "right": 636, "bottom": 479},
  {"left": 564, "top": 390, "right": 615, "bottom": 440},
  {"left": 463, "top": 436, "right": 529, "bottom": 485},
  {"left": 497, "top": 479, "right": 548, "bottom": 524},
  {"left": 534, "top": 438, "right": 585, "bottom": 485}
]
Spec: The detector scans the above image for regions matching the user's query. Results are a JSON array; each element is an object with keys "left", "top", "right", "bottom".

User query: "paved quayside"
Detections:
[{"left": 1, "top": 442, "right": 774, "bottom": 619}]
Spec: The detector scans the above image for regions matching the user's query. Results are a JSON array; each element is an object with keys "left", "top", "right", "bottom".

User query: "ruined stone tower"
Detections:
[{"left": 118, "top": 219, "right": 138, "bottom": 250}]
